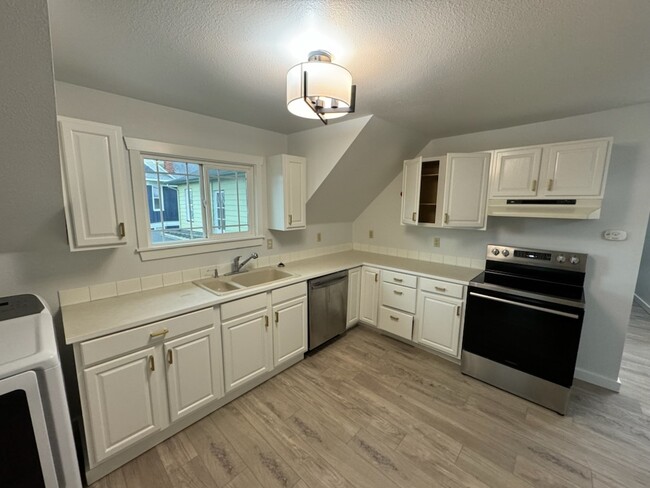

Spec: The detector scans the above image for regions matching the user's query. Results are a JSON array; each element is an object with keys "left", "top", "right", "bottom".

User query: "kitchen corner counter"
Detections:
[{"left": 61, "top": 250, "right": 481, "bottom": 344}]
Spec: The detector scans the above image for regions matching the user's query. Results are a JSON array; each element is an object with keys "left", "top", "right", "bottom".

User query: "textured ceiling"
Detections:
[{"left": 48, "top": 0, "right": 650, "bottom": 137}]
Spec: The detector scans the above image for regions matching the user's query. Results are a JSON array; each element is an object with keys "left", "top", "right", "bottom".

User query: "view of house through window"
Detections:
[{"left": 143, "top": 158, "right": 251, "bottom": 245}]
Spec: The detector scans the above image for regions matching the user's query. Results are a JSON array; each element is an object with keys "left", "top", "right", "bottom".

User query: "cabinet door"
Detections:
[
  {"left": 346, "top": 267, "right": 362, "bottom": 328},
  {"left": 401, "top": 157, "right": 422, "bottom": 225},
  {"left": 58, "top": 117, "right": 128, "bottom": 250},
  {"left": 414, "top": 292, "right": 462, "bottom": 357},
  {"left": 164, "top": 328, "right": 223, "bottom": 423},
  {"left": 222, "top": 309, "right": 273, "bottom": 392},
  {"left": 489, "top": 147, "right": 542, "bottom": 197},
  {"left": 284, "top": 155, "right": 307, "bottom": 229},
  {"left": 442, "top": 153, "right": 491, "bottom": 228},
  {"left": 83, "top": 347, "right": 163, "bottom": 464},
  {"left": 273, "top": 295, "right": 307, "bottom": 367},
  {"left": 540, "top": 140, "right": 609, "bottom": 197},
  {"left": 359, "top": 267, "right": 381, "bottom": 326}
]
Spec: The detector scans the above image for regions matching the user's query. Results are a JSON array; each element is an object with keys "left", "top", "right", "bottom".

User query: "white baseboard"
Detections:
[
  {"left": 574, "top": 367, "right": 621, "bottom": 392},
  {"left": 634, "top": 293, "right": 650, "bottom": 314}
]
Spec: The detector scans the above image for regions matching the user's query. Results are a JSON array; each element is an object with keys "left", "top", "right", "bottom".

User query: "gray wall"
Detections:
[
  {"left": 635, "top": 214, "right": 650, "bottom": 309},
  {"left": 354, "top": 103, "right": 650, "bottom": 389}
]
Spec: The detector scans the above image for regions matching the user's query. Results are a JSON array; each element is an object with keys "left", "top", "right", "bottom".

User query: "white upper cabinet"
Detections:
[
  {"left": 401, "top": 153, "right": 490, "bottom": 229},
  {"left": 401, "top": 157, "right": 422, "bottom": 225},
  {"left": 540, "top": 139, "right": 609, "bottom": 197},
  {"left": 489, "top": 138, "right": 611, "bottom": 200},
  {"left": 267, "top": 154, "right": 307, "bottom": 230},
  {"left": 443, "top": 153, "right": 491, "bottom": 228},
  {"left": 490, "top": 147, "right": 542, "bottom": 197},
  {"left": 58, "top": 117, "right": 128, "bottom": 250}
]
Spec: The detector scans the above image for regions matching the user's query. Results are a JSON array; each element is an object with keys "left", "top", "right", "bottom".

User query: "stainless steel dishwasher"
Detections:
[{"left": 308, "top": 270, "right": 348, "bottom": 350}]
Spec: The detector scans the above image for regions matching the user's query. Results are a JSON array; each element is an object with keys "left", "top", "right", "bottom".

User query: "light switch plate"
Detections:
[
  {"left": 433, "top": 237, "right": 441, "bottom": 247},
  {"left": 267, "top": 238, "right": 273, "bottom": 249},
  {"left": 603, "top": 230, "right": 627, "bottom": 241}
]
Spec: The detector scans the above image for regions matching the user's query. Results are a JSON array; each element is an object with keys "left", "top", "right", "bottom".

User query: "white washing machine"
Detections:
[{"left": 0, "top": 294, "right": 82, "bottom": 487}]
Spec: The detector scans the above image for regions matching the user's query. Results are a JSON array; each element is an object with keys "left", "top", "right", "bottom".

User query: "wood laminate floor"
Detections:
[{"left": 92, "top": 306, "right": 650, "bottom": 488}]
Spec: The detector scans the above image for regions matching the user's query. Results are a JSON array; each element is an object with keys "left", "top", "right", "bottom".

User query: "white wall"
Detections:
[
  {"left": 354, "top": 103, "right": 650, "bottom": 390},
  {"left": 635, "top": 214, "right": 650, "bottom": 310}
]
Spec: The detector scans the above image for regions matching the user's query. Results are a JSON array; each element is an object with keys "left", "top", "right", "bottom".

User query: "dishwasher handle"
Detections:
[{"left": 309, "top": 272, "right": 348, "bottom": 290}]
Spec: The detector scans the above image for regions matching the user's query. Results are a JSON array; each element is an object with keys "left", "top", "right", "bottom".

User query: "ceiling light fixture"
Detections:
[{"left": 286, "top": 50, "right": 356, "bottom": 125}]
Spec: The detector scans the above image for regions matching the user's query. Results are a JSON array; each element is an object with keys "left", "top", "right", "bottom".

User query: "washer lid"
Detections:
[{"left": 0, "top": 295, "right": 58, "bottom": 379}]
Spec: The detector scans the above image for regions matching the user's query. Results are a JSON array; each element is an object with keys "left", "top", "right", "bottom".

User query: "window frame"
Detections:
[{"left": 125, "top": 137, "right": 264, "bottom": 261}]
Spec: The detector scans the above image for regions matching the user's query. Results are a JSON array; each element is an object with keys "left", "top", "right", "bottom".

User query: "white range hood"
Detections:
[{"left": 487, "top": 198, "right": 602, "bottom": 220}]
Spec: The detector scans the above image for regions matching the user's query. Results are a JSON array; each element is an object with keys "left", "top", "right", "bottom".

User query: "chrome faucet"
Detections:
[{"left": 231, "top": 252, "right": 259, "bottom": 274}]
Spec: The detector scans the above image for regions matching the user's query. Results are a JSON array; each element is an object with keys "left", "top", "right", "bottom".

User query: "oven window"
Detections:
[
  {"left": 462, "top": 287, "right": 584, "bottom": 387},
  {"left": 0, "top": 390, "right": 46, "bottom": 488}
]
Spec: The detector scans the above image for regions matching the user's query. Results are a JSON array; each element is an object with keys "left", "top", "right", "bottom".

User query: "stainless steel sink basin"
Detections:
[
  {"left": 193, "top": 267, "right": 296, "bottom": 295},
  {"left": 229, "top": 268, "right": 294, "bottom": 287}
]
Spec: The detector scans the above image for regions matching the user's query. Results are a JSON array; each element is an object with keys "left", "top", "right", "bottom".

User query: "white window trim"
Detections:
[{"left": 125, "top": 137, "right": 265, "bottom": 261}]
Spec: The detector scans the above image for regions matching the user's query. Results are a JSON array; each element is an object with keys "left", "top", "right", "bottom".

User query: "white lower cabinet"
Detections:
[
  {"left": 221, "top": 296, "right": 273, "bottom": 393},
  {"left": 414, "top": 290, "right": 463, "bottom": 357},
  {"left": 359, "top": 266, "right": 381, "bottom": 326},
  {"left": 77, "top": 307, "right": 222, "bottom": 467},
  {"left": 346, "top": 267, "right": 361, "bottom": 328},
  {"left": 221, "top": 283, "right": 307, "bottom": 392},
  {"left": 272, "top": 294, "right": 308, "bottom": 367},
  {"left": 164, "top": 328, "right": 223, "bottom": 422},
  {"left": 83, "top": 346, "right": 164, "bottom": 464}
]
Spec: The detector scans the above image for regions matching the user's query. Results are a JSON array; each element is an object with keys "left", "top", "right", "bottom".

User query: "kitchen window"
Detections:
[{"left": 125, "top": 137, "right": 264, "bottom": 260}]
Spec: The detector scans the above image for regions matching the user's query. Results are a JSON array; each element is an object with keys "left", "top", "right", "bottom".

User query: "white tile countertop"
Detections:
[{"left": 61, "top": 251, "right": 482, "bottom": 344}]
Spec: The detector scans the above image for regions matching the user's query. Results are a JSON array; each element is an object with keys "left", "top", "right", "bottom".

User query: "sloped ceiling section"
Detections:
[
  {"left": 287, "top": 115, "right": 372, "bottom": 200},
  {"left": 305, "top": 116, "right": 430, "bottom": 224}
]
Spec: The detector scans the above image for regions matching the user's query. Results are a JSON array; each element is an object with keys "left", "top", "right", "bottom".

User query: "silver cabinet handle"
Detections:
[
  {"left": 434, "top": 286, "right": 447, "bottom": 292},
  {"left": 118, "top": 222, "right": 126, "bottom": 238},
  {"left": 167, "top": 350, "right": 173, "bottom": 365},
  {"left": 150, "top": 328, "right": 169, "bottom": 338},
  {"left": 393, "top": 290, "right": 403, "bottom": 295},
  {"left": 264, "top": 315, "right": 269, "bottom": 328},
  {"left": 393, "top": 278, "right": 403, "bottom": 283},
  {"left": 275, "top": 311, "right": 279, "bottom": 324},
  {"left": 390, "top": 315, "right": 399, "bottom": 321},
  {"left": 531, "top": 179, "right": 537, "bottom": 192},
  {"left": 148, "top": 355, "right": 155, "bottom": 372},
  {"left": 412, "top": 212, "right": 417, "bottom": 222},
  {"left": 547, "top": 179, "right": 554, "bottom": 191},
  {"left": 469, "top": 292, "right": 580, "bottom": 319},
  {"left": 288, "top": 214, "right": 293, "bottom": 225},
  {"left": 456, "top": 305, "right": 461, "bottom": 317},
  {"left": 444, "top": 213, "right": 449, "bottom": 224}
]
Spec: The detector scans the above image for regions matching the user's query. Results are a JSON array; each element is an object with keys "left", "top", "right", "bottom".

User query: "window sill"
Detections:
[{"left": 137, "top": 236, "right": 265, "bottom": 261}]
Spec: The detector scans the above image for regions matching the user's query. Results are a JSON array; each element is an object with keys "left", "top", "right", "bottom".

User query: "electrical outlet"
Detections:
[
  {"left": 369, "top": 230, "right": 374, "bottom": 239},
  {"left": 433, "top": 237, "right": 441, "bottom": 248},
  {"left": 267, "top": 239, "right": 273, "bottom": 250},
  {"left": 317, "top": 232, "right": 322, "bottom": 242}
]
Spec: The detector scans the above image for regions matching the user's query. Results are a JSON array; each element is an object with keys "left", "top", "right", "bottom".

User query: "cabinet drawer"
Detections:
[
  {"left": 382, "top": 270, "right": 417, "bottom": 288},
  {"left": 378, "top": 306, "right": 413, "bottom": 340},
  {"left": 419, "top": 277, "right": 464, "bottom": 299},
  {"left": 221, "top": 292, "right": 268, "bottom": 322},
  {"left": 271, "top": 281, "right": 307, "bottom": 304},
  {"left": 80, "top": 308, "right": 214, "bottom": 366},
  {"left": 381, "top": 282, "right": 416, "bottom": 313}
]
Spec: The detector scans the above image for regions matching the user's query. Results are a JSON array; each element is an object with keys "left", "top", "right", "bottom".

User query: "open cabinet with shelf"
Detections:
[{"left": 418, "top": 160, "right": 441, "bottom": 224}]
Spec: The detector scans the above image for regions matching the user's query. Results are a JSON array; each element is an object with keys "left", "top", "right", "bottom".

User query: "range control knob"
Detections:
[
  {"left": 491, "top": 248, "right": 500, "bottom": 256},
  {"left": 556, "top": 254, "right": 566, "bottom": 263},
  {"left": 501, "top": 249, "right": 510, "bottom": 257},
  {"left": 570, "top": 256, "right": 580, "bottom": 265}
]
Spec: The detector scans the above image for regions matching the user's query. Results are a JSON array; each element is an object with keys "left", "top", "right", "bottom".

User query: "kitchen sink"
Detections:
[
  {"left": 194, "top": 278, "right": 244, "bottom": 294},
  {"left": 193, "top": 267, "right": 296, "bottom": 295},
  {"left": 229, "top": 268, "right": 294, "bottom": 287}
]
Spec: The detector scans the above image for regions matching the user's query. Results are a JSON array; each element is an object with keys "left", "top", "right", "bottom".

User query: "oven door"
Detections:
[{"left": 462, "top": 286, "right": 584, "bottom": 387}]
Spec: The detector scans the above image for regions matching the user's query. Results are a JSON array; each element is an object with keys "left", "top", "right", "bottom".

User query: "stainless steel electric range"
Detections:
[{"left": 461, "top": 244, "right": 587, "bottom": 414}]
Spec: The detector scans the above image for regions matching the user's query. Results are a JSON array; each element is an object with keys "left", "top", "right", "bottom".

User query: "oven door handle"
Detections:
[{"left": 469, "top": 292, "right": 581, "bottom": 319}]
